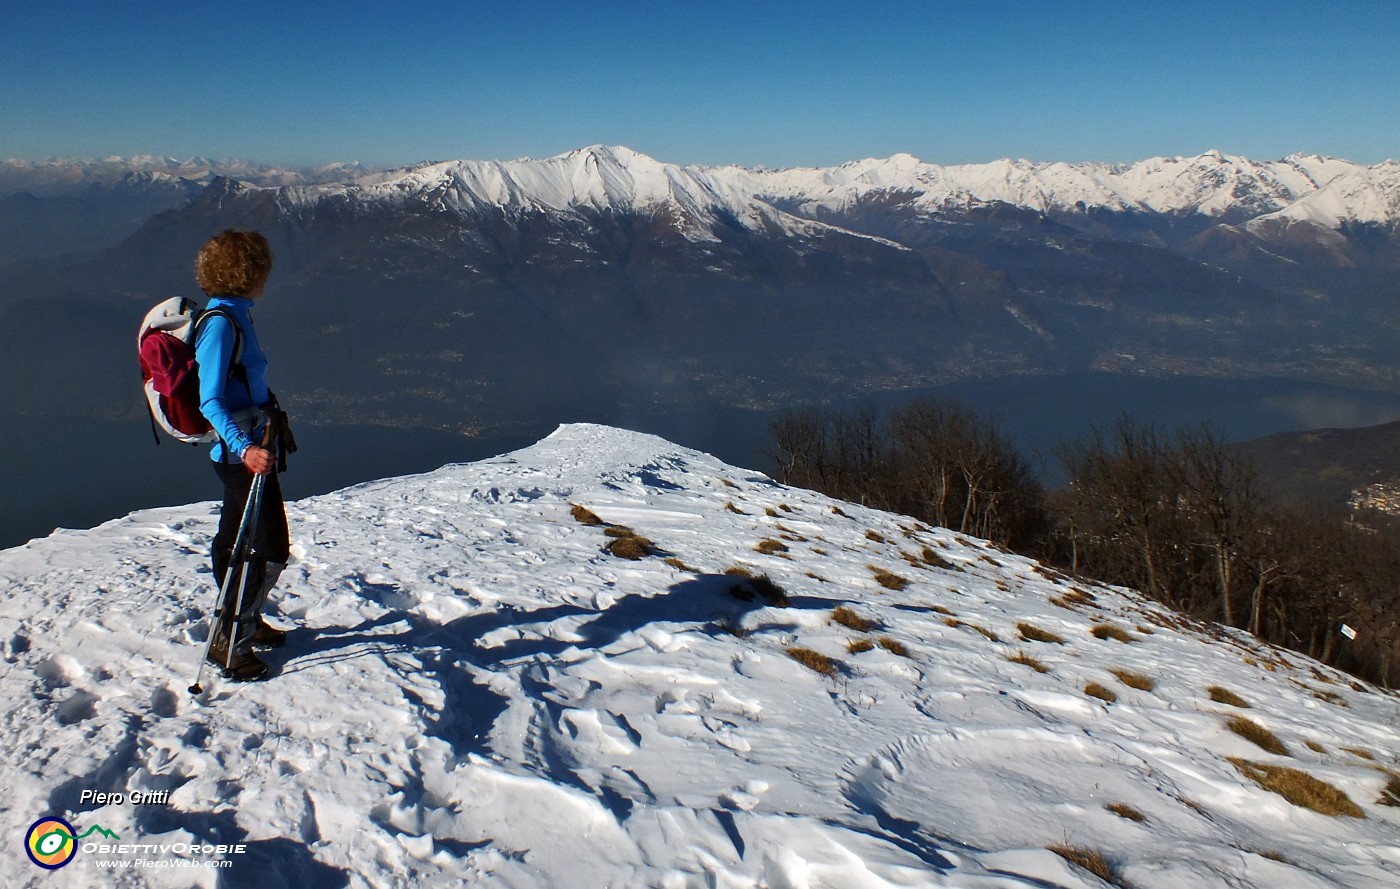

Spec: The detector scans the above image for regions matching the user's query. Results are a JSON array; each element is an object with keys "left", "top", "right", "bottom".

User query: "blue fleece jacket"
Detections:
[{"left": 194, "top": 296, "right": 271, "bottom": 463}]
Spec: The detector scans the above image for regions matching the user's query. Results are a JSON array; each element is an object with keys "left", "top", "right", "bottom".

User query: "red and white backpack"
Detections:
[{"left": 138, "top": 297, "right": 244, "bottom": 444}]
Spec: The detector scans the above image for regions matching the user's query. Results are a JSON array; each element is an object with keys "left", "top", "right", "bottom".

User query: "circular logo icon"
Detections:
[{"left": 25, "top": 817, "right": 77, "bottom": 870}]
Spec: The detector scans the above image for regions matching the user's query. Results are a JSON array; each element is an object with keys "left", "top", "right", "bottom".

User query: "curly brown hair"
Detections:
[{"left": 195, "top": 230, "right": 272, "bottom": 297}]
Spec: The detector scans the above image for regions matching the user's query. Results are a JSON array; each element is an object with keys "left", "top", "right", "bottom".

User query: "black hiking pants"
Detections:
[{"left": 212, "top": 462, "right": 290, "bottom": 651}]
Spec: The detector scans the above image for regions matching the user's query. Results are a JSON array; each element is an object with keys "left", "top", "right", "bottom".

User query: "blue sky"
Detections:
[{"left": 4, "top": 0, "right": 1397, "bottom": 168}]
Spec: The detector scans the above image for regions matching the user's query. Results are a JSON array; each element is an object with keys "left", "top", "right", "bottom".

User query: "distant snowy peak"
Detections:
[
  {"left": 278, "top": 145, "right": 895, "bottom": 247},
  {"left": 0, "top": 156, "right": 368, "bottom": 194},
  {"left": 730, "top": 150, "right": 1391, "bottom": 223},
  {"left": 1249, "top": 161, "right": 1400, "bottom": 229}
]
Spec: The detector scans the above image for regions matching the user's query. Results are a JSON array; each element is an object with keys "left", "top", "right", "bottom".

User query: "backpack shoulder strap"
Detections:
[{"left": 194, "top": 307, "right": 247, "bottom": 384}]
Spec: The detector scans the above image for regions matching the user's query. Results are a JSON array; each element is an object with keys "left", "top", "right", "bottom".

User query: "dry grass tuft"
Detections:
[
  {"left": 1378, "top": 772, "right": 1400, "bottom": 807},
  {"left": 1105, "top": 802, "right": 1145, "bottom": 822},
  {"left": 754, "top": 538, "right": 789, "bottom": 555},
  {"left": 944, "top": 617, "right": 999, "bottom": 642},
  {"left": 787, "top": 647, "right": 839, "bottom": 676},
  {"left": 1312, "top": 689, "right": 1348, "bottom": 707},
  {"left": 765, "top": 507, "right": 780, "bottom": 518},
  {"left": 877, "top": 636, "right": 911, "bottom": 657},
  {"left": 1049, "top": 587, "right": 1098, "bottom": 610},
  {"left": 1305, "top": 740, "right": 1327, "bottom": 754},
  {"left": 865, "top": 529, "right": 887, "bottom": 543},
  {"left": 1343, "top": 747, "right": 1375, "bottom": 761},
  {"left": 721, "top": 478, "right": 738, "bottom": 489},
  {"left": 831, "top": 606, "right": 875, "bottom": 633},
  {"left": 919, "top": 546, "right": 955, "bottom": 570},
  {"left": 607, "top": 532, "right": 655, "bottom": 560},
  {"left": 1017, "top": 622, "right": 1066, "bottom": 644},
  {"left": 1208, "top": 685, "right": 1250, "bottom": 708},
  {"left": 664, "top": 556, "right": 696, "bottom": 573},
  {"left": 1008, "top": 650, "right": 1048, "bottom": 673},
  {"left": 724, "top": 501, "right": 747, "bottom": 515},
  {"left": 1085, "top": 682, "right": 1118, "bottom": 703},
  {"left": 1047, "top": 845, "right": 1119, "bottom": 885},
  {"left": 1110, "top": 668, "right": 1155, "bottom": 691},
  {"left": 930, "top": 604, "right": 955, "bottom": 616},
  {"left": 848, "top": 638, "right": 875, "bottom": 654},
  {"left": 1226, "top": 716, "right": 1290, "bottom": 756},
  {"left": 831, "top": 505, "right": 848, "bottom": 517},
  {"left": 1229, "top": 758, "right": 1364, "bottom": 817},
  {"left": 1090, "top": 623, "right": 1137, "bottom": 643},
  {"left": 868, "top": 566, "right": 909, "bottom": 591},
  {"left": 570, "top": 503, "right": 605, "bottom": 526},
  {"left": 725, "top": 570, "right": 790, "bottom": 607}
]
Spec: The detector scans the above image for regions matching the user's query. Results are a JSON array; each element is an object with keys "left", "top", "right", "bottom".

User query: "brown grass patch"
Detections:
[
  {"left": 570, "top": 503, "right": 605, "bottom": 526},
  {"left": 865, "top": 529, "right": 886, "bottom": 543},
  {"left": 1090, "top": 623, "right": 1137, "bottom": 643},
  {"left": 724, "top": 501, "right": 747, "bottom": 515},
  {"left": 831, "top": 505, "right": 848, "bottom": 517},
  {"left": 877, "top": 636, "right": 910, "bottom": 657},
  {"left": 930, "top": 604, "right": 955, "bottom": 616},
  {"left": 1109, "top": 668, "right": 1155, "bottom": 691},
  {"left": 724, "top": 570, "right": 790, "bottom": 607},
  {"left": 1085, "top": 682, "right": 1118, "bottom": 703},
  {"left": 1229, "top": 759, "right": 1364, "bottom": 817},
  {"left": 919, "top": 546, "right": 955, "bottom": 570},
  {"left": 848, "top": 638, "right": 875, "bottom": 654},
  {"left": 607, "top": 532, "right": 655, "bottom": 560},
  {"left": 944, "top": 618, "right": 999, "bottom": 642},
  {"left": 868, "top": 566, "right": 909, "bottom": 591},
  {"left": 765, "top": 507, "right": 780, "bottom": 518},
  {"left": 1313, "top": 689, "right": 1348, "bottom": 707},
  {"left": 1049, "top": 588, "right": 1097, "bottom": 610},
  {"left": 721, "top": 478, "right": 738, "bottom": 489},
  {"left": 1017, "top": 622, "right": 1066, "bottom": 644},
  {"left": 1305, "top": 740, "right": 1327, "bottom": 754},
  {"left": 1343, "top": 747, "right": 1375, "bottom": 761},
  {"left": 664, "top": 557, "right": 696, "bottom": 573},
  {"left": 1226, "top": 716, "right": 1289, "bottom": 756},
  {"left": 1105, "top": 802, "right": 1145, "bottom": 822},
  {"left": 1008, "top": 650, "right": 1048, "bottom": 673},
  {"left": 754, "top": 538, "right": 789, "bottom": 555},
  {"left": 787, "top": 647, "right": 839, "bottom": 676},
  {"left": 831, "top": 606, "right": 874, "bottom": 633},
  {"left": 1208, "top": 686, "right": 1250, "bottom": 708},
  {"left": 1047, "top": 845, "right": 1118, "bottom": 885},
  {"left": 1378, "top": 772, "right": 1400, "bottom": 807}
]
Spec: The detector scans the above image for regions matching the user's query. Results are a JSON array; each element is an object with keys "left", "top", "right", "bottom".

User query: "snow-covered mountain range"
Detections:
[
  {"left": 3, "top": 425, "right": 1398, "bottom": 887},
  {"left": 9, "top": 146, "right": 1397, "bottom": 231}
]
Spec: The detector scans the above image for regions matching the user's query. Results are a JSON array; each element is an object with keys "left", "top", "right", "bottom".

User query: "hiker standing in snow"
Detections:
[{"left": 195, "top": 230, "right": 296, "bottom": 681}]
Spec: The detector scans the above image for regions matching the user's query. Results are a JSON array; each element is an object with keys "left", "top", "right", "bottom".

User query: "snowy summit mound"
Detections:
[{"left": 3, "top": 424, "right": 1398, "bottom": 887}]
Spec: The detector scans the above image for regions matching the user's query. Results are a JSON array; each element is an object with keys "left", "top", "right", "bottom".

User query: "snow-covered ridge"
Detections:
[
  {"left": 10, "top": 147, "right": 1397, "bottom": 229},
  {"left": 256, "top": 146, "right": 1400, "bottom": 230},
  {"left": 2, "top": 424, "right": 1397, "bottom": 887}
]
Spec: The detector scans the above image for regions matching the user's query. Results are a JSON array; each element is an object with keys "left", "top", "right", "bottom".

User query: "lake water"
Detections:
[{"left": 6, "top": 373, "right": 1400, "bottom": 551}]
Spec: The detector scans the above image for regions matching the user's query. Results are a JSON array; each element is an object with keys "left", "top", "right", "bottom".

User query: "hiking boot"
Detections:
[
  {"left": 208, "top": 633, "right": 271, "bottom": 682},
  {"left": 250, "top": 617, "right": 287, "bottom": 649}
]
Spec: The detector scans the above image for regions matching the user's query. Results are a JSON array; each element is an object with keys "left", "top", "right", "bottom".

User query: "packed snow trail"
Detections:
[{"left": 2, "top": 424, "right": 1398, "bottom": 888}]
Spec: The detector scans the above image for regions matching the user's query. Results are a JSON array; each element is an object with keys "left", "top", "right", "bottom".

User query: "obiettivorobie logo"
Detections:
[{"left": 24, "top": 817, "right": 120, "bottom": 870}]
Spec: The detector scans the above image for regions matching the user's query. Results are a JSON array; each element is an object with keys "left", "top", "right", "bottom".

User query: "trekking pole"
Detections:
[{"left": 188, "top": 470, "right": 267, "bottom": 695}]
